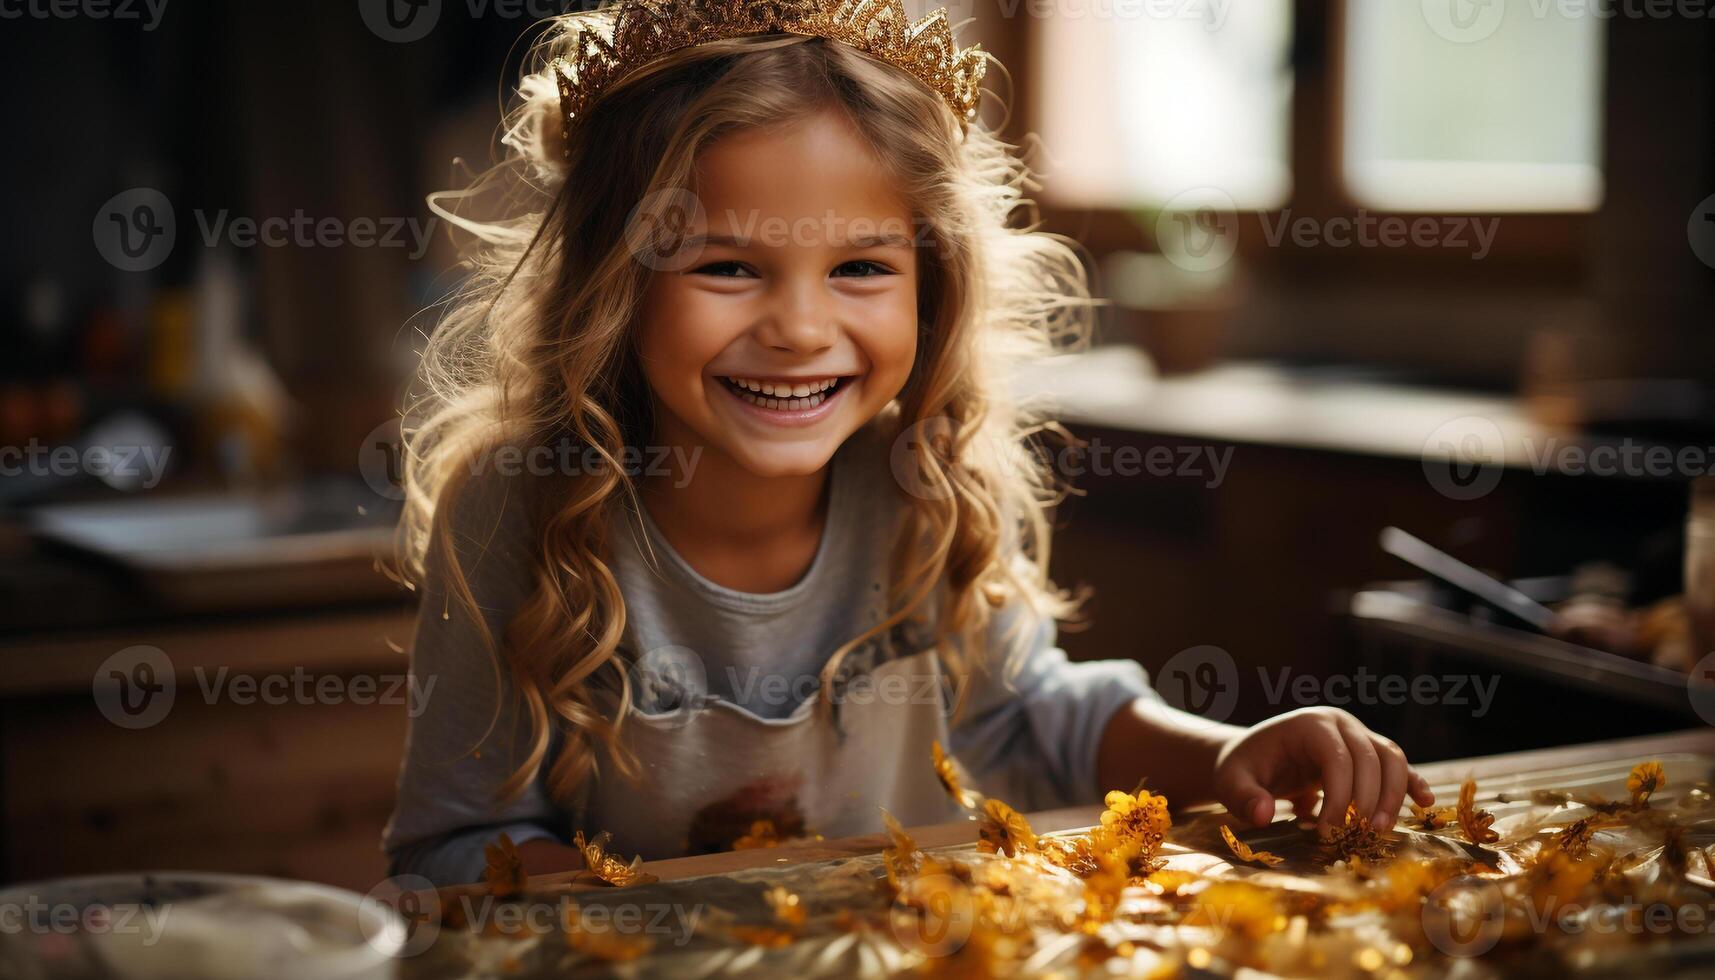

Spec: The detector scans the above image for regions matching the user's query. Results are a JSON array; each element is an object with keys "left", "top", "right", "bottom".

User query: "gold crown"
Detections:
[{"left": 551, "top": 0, "right": 988, "bottom": 154}]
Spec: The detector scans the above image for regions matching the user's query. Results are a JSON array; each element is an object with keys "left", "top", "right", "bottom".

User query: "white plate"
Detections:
[{"left": 0, "top": 871, "right": 404, "bottom": 980}]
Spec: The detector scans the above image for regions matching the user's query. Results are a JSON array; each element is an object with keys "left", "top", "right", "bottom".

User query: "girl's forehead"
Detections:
[{"left": 692, "top": 111, "right": 914, "bottom": 226}]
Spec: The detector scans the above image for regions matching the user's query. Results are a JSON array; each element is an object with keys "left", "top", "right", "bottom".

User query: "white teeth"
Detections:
[
  {"left": 725, "top": 377, "right": 840, "bottom": 391},
  {"left": 727, "top": 381, "right": 839, "bottom": 412},
  {"left": 723, "top": 376, "right": 846, "bottom": 412}
]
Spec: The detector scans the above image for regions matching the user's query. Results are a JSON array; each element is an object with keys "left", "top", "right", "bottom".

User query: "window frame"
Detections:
[{"left": 994, "top": 0, "right": 1594, "bottom": 284}]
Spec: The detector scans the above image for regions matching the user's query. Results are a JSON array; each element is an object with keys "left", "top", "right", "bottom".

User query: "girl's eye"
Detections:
[
  {"left": 832, "top": 260, "right": 896, "bottom": 278},
  {"left": 692, "top": 261, "right": 756, "bottom": 278}
]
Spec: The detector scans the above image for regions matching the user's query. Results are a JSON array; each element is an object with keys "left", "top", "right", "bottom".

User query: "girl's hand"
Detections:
[{"left": 1211, "top": 706, "right": 1435, "bottom": 837}]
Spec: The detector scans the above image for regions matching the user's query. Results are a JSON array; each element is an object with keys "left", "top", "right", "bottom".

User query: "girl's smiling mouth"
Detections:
[{"left": 715, "top": 375, "right": 856, "bottom": 425}]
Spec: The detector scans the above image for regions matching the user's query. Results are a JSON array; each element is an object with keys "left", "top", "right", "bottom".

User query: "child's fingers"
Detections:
[
  {"left": 1370, "top": 737, "right": 1411, "bottom": 832},
  {"left": 1308, "top": 720, "right": 1353, "bottom": 838},
  {"left": 1336, "top": 717, "right": 1382, "bottom": 830},
  {"left": 1288, "top": 790, "right": 1320, "bottom": 823},
  {"left": 1408, "top": 770, "right": 1436, "bottom": 807},
  {"left": 1219, "top": 770, "right": 1276, "bottom": 828}
]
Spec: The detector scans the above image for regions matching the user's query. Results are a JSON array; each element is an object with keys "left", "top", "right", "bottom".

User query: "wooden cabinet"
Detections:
[{"left": 1, "top": 605, "right": 415, "bottom": 893}]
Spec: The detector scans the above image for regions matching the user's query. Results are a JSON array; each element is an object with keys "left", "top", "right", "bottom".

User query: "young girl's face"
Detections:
[{"left": 636, "top": 109, "right": 921, "bottom": 480}]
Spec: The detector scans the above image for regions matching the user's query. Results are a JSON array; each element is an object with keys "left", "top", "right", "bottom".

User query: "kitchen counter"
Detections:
[{"left": 1023, "top": 345, "right": 1690, "bottom": 474}]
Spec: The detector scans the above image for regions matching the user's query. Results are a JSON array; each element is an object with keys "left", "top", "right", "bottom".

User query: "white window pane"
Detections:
[
  {"left": 1344, "top": 1, "right": 1605, "bottom": 212},
  {"left": 1033, "top": 1, "right": 1294, "bottom": 209}
]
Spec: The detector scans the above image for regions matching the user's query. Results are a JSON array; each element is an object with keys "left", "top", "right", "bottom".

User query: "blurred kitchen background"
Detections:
[{"left": 1, "top": 1, "right": 1712, "bottom": 892}]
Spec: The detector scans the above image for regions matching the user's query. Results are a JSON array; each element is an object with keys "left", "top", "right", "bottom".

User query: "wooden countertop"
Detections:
[{"left": 1021, "top": 346, "right": 1683, "bottom": 473}]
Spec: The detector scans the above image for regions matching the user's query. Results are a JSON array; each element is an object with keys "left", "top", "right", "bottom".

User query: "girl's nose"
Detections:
[{"left": 756, "top": 277, "right": 837, "bottom": 354}]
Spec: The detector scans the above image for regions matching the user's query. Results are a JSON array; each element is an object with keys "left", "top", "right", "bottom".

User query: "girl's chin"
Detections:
[{"left": 719, "top": 438, "right": 843, "bottom": 480}]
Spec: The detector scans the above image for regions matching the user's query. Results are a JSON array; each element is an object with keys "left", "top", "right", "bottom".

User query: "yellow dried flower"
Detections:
[
  {"left": 573, "top": 830, "right": 659, "bottom": 887},
  {"left": 1457, "top": 778, "right": 1499, "bottom": 846},
  {"left": 1098, "top": 789, "right": 1172, "bottom": 867},
  {"left": 880, "top": 808, "right": 922, "bottom": 892},
  {"left": 1409, "top": 802, "right": 1457, "bottom": 830},
  {"left": 733, "top": 819, "right": 783, "bottom": 850},
  {"left": 1219, "top": 824, "right": 1285, "bottom": 868},
  {"left": 482, "top": 833, "right": 526, "bottom": 899},
  {"left": 1186, "top": 881, "right": 1283, "bottom": 941},
  {"left": 978, "top": 798, "right": 1037, "bottom": 857},
  {"left": 1629, "top": 761, "right": 1667, "bottom": 808},
  {"left": 932, "top": 740, "right": 981, "bottom": 810}
]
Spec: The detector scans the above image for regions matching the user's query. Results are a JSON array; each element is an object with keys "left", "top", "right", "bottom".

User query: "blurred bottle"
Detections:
[{"left": 1689, "top": 477, "right": 1715, "bottom": 666}]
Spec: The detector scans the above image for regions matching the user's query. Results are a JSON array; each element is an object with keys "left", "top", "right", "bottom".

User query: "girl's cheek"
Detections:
[
  {"left": 867, "top": 286, "right": 921, "bottom": 391},
  {"left": 641, "top": 283, "right": 740, "bottom": 370}
]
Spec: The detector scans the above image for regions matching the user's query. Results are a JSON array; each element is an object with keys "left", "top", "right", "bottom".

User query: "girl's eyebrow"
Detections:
[
  {"left": 847, "top": 232, "right": 916, "bottom": 249},
  {"left": 678, "top": 231, "right": 917, "bottom": 250}
]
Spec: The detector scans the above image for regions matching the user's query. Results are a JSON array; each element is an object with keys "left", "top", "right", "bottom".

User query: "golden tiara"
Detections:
[{"left": 550, "top": 0, "right": 988, "bottom": 153}]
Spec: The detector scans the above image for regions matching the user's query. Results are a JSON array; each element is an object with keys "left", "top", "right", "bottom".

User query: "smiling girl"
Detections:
[{"left": 382, "top": 0, "right": 1433, "bottom": 887}]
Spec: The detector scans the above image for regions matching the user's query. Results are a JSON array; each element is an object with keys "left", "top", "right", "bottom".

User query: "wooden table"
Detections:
[{"left": 544, "top": 727, "right": 1715, "bottom": 889}]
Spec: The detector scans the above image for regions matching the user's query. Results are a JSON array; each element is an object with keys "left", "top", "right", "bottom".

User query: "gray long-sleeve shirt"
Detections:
[{"left": 382, "top": 425, "right": 1154, "bottom": 886}]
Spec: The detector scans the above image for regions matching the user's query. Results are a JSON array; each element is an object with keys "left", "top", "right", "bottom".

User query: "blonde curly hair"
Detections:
[{"left": 397, "top": 8, "right": 1093, "bottom": 807}]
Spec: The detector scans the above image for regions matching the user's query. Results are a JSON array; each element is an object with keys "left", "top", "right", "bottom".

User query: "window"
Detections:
[
  {"left": 1032, "top": 0, "right": 1295, "bottom": 209},
  {"left": 1342, "top": 1, "right": 1605, "bottom": 212}
]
